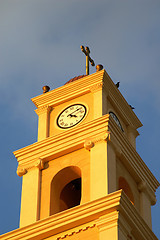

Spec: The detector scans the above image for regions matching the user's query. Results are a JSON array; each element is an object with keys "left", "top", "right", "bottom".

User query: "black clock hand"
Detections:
[
  {"left": 67, "top": 108, "right": 81, "bottom": 117},
  {"left": 68, "top": 114, "right": 78, "bottom": 118}
]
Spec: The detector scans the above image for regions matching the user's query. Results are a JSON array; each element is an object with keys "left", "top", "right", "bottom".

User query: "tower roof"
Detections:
[{"left": 65, "top": 75, "right": 86, "bottom": 85}]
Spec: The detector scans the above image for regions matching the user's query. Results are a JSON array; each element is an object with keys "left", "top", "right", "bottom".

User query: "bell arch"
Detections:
[{"left": 50, "top": 166, "right": 81, "bottom": 215}]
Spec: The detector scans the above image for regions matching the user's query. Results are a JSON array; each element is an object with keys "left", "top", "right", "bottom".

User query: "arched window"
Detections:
[
  {"left": 50, "top": 166, "right": 81, "bottom": 215},
  {"left": 118, "top": 177, "right": 134, "bottom": 204},
  {"left": 60, "top": 178, "right": 81, "bottom": 212}
]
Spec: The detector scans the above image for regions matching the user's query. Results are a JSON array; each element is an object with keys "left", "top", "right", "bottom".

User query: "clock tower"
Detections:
[{"left": 1, "top": 67, "right": 159, "bottom": 240}]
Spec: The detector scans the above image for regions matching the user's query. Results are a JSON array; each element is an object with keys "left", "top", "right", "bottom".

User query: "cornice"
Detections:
[
  {"left": 17, "top": 158, "right": 45, "bottom": 177},
  {"left": 16, "top": 167, "right": 27, "bottom": 177},
  {"left": 108, "top": 116, "right": 160, "bottom": 193},
  {"left": 84, "top": 132, "right": 110, "bottom": 150},
  {"left": 31, "top": 70, "right": 105, "bottom": 108},
  {"left": 0, "top": 190, "right": 122, "bottom": 240},
  {"left": 138, "top": 181, "right": 157, "bottom": 205},
  {"left": 0, "top": 190, "right": 158, "bottom": 240},
  {"left": 95, "top": 211, "right": 119, "bottom": 230},
  {"left": 56, "top": 223, "right": 96, "bottom": 239},
  {"left": 89, "top": 82, "right": 104, "bottom": 92},
  {"left": 35, "top": 105, "right": 52, "bottom": 116},
  {"left": 119, "top": 191, "right": 158, "bottom": 240},
  {"left": 13, "top": 115, "right": 110, "bottom": 168},
  {"left": 102, "top": 70, "right": 142, "bottom": 129},
  {"left": 13, "top": 114, "right": 159, "bottom": 193},
  {"left": 31, "top": 69, "right": 142, "bottom": 130}
]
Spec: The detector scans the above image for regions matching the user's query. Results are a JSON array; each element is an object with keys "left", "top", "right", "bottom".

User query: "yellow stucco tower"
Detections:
[{"left": 1, "top": 68, "right": 159, "bottom": 240}]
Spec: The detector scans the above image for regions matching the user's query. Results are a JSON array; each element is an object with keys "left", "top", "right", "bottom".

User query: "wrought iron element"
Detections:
[{"left": 80, "top": 45, "right": 95, "bottom": 75}]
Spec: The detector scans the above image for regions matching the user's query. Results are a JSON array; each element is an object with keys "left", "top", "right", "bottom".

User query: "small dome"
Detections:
[{"left": 65, "top": 75, "right": 86, "bottom": 85}]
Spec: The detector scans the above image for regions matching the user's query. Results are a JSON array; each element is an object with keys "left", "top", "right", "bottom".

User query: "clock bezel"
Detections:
[
  {"left": 57, "top": 103, "right": 87, "bottom": 129},
  {"left": 109, "top": 111, "right": 124, "bottom": 132}
]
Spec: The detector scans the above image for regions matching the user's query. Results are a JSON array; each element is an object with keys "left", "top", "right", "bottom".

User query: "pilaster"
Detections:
[
  {"left": 96, "top": 212, "right": 118, "bottom": 240},
  {"left": 19, "top": 159, "right": 44, "bottom": 227},
  {"left": 84, "top": 132, "right": 110, "bottom": 201},
  {"left": 90, "top": 82, "right": 108, "bottom": 118},
  {"left": 127, "top": 125, "right": 139, "bottom": 148},
  {"left": 107, "top": 142, "right": 117, "bottom": 193},
  {"left": 35, "top": 105, "right": 52, "bottom": 141},
  {"left": 138, "top": 181, "right": 156, "bottom": 228}
]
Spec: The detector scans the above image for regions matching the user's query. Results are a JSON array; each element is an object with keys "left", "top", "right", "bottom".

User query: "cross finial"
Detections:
[{"left": 81, "top": 45, "right": 95, "bottom": 75}]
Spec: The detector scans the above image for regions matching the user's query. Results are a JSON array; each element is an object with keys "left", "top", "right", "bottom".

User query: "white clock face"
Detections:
[{"left": 57, "top": 104, "right": 87, "bottom": 129}]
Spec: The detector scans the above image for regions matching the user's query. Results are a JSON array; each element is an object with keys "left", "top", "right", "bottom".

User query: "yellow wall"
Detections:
[
  {"left": 116, "top": 158, "right": 140, "bottom": 210},
  {"left": 49, "top": 93, "right": 94, "bottom": 136},
  {"left": 40, "top": 148, "right": 90, "bottom": 219},
  {"left": 45, "top": 222, "right": 99, "bottom": 240},
  {"left": 11, "top": 70, "right": 159, "bottom": 239}
]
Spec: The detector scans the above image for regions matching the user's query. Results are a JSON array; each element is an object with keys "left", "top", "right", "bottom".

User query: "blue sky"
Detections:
[{"left": 0, "top": 0, "right": 160, "bottom": 238}]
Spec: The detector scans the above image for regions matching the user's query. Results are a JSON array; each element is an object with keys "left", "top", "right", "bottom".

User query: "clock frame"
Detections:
[
  {"left": 109, "top": 111, "right": 124, "bottom": 132},
  {"left": 57, "top": 104, "right": 87, "bottom": 129}
]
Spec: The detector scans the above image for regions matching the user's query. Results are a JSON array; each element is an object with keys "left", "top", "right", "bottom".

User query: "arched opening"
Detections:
[
  {"left": 118, "top": 177, "right": 134, "bottom": 204},
  {"left": 50, "top": 166, "right": 81, "bottom": 215},
  {"left": 60, "top": 178, "right": 81, "bottom": 212}
]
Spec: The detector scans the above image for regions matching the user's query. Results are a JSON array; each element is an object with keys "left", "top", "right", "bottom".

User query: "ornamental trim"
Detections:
[{"left": 57, "top": 224, "right": 96, "bottom": 239}]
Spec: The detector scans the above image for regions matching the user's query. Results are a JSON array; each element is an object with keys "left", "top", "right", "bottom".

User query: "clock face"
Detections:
[
  {"left": 109, "top": 111, "right": 124, "bottom": 132},
  {"left": 57, "top": 104, "right": 87, "bottom": 129}
]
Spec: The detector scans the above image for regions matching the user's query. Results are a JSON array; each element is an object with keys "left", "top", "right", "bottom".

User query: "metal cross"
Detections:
[{"left": 80, "top": 45, "right": 95, "bottom": 75}]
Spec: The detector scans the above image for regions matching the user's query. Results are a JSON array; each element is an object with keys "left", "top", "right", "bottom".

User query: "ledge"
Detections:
[
  {"left": 0, "top": 190, "right": 158, "bottom": 240},
  {"left": 108, "top": 116, "right": 160, "bottom": 193},
  {"left": 13, "top": 114, "right": 159, "bottom": 193},
  {"left": 14, "top": 114, "right": 110, "bottom": 167},
  {"left": 31, "top": 69, "right": 142, "bottom": 130},
  {"left": 31, "top": 71, "right": 104, "bottom": 108}
]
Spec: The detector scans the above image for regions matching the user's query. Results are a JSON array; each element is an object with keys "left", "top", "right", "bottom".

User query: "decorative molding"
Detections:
[
  {"left": 109, "top": 116, "right": 159, "bottom": 192},
  {"left": 84, "top": 131, "right": 110, "bottom": 151},
  {"left": 95, "top": 212, "right": 118, "bottom": 231},
  {"left": 127, "top": 125, "right": 139, "bottom": 137},
  {"left": 1, "top": 191, "right": 158, "bottom": 240},
  {"left": 14, "top": 115, "right": 110, "bottom": 167},
  {"left": 57, "top": 224, "right": 96, "bottom": 239},
  {"left": 17, "top": 158, "right": 45, "bottom": 177},
  {"left": 118, "top": 213, "right": 132, "bottom": 240},
  {"left": 13, "top": 114, "right": 159, "bottom": 192},
  {"left": 84, "top": 132, "right": 110, "bottom": 151},
  {"left": 138, "top": 181, "right": 147, "bottom": 192},
  {"left": 94, "top": 131, "right": 111, "bottom": 143},
  {"left": 31, "top": 69, "right": 142, "bottom": 131},
  {"left": 89, "top": 82, "right": 104, "bottom": 92},
  {"left": 31, "top": 70, "right": 105, "bottom": 108},
  {"left": 17, "top": 167, "right": 27, "bottom": 177},
  {"left": 106, "top": 78, "right": 142, "bottom": 129},
  {"left": 150, "top": 194, "right": 157, "bottom": 205},
  {"left": 84, "top": 140, "right": 94, "bottom": 150},
  {"left": 35, "top": 158, "right": 45, "bottom": 170},
  {"left": 35, "top": 105, "right": 52, "bottom": 116},
  {"left": 138, "top": 181, "right": 157, "bottom": 205}
]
